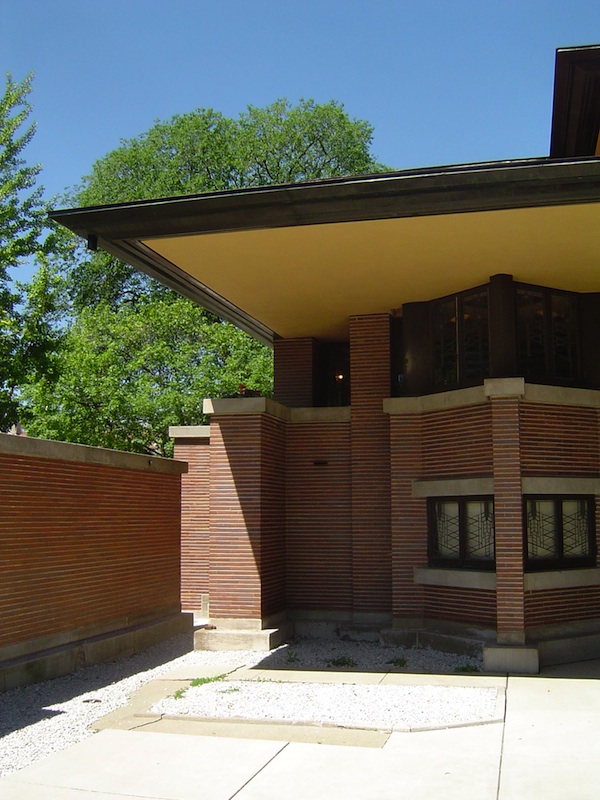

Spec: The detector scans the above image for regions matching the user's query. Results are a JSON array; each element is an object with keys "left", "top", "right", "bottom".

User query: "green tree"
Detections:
[
  {"left": 24, "top": 297, "right": 272, "bottom": 456},
  {"left": 67, "top": 99, "right": 387, "bottom": 310},
  {"left": 30, "top": 98, "right": 385, "bottom": 452},
  {"left": 0, "top": 73, "right": 60, "bottom": 429}
]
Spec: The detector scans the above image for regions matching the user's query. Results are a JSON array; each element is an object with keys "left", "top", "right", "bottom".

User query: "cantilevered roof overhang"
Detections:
[{"left": 51, "top": 156, "right": 600, "bottom": 345}]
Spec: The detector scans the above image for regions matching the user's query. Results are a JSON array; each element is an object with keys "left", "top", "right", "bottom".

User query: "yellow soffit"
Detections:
[{"left": 143, "top": 202, "right": 600, "bottom": 341}]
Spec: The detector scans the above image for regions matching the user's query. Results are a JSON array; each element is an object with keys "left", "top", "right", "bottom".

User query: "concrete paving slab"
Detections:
[
  {"left": 1, "top": 729, "right": 285, "bottom": 800},
  {"left": 140, "top": 716, "right": 389, "bottom": 747},
  {"left": 499, "top": 676, "right": 600, "bottom": 800},
  {"left": 236, "top": 724, "right": 504, "bottom": 800},
  {"left": 539, "top": 657, "right": 600, "bottom": 679}
]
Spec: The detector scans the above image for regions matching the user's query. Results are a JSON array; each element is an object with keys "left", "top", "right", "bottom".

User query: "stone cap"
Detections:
[{"left": 0, "top": 432, "right": 187, "bottom": 474}]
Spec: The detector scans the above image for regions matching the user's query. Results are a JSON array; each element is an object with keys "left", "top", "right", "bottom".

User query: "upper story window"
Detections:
[
  {"left": 397, "top": 275, "right": 597, "bottom": 396},
  {"left": 431, "top": 287, "right": 490, "bottom": 391},
  {"left": 516, "top": 286, "right": 579, "bottom": 384}
]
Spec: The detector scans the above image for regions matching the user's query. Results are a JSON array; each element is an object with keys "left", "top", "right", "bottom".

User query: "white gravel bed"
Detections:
[
  {"left": 0, "top": 635, "right": 485, "bottom": 777},
  {"left": 154, "top": 681, "right": 497, "bottom": 730}
]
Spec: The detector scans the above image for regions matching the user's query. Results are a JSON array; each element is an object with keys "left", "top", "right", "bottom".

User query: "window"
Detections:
[
  {"left": 431, "top": 287, "right": 490, "bottom": 391},
  {"left": 428, "top": 497, "right": 495, "bottom": 569},
  {"left": 516, "top": 286, "right": 579, "bottom": 384},
  {"left": 524, "top": 496, "right": 595, "bottom": 570}
]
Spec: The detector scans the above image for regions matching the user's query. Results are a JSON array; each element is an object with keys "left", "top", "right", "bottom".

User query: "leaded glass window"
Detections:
[
  {"left": 524, "top": 496, "right": 595, "bottom": 570},
  {"left": 516, "top": 286, "right": 579, "bottom": 384},
  {"left": 428, "top": 497, "right": 495, "bottom": 569},
  {"left": 431, "top": 287, "right": 489, "bottom": 391}
]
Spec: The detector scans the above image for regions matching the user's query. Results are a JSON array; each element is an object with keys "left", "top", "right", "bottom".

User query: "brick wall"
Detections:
[
  {"left": 260, "top": 414, "right": 286, "bottom": 617},
  {"left": 0, "top": 443, "right": 184, "bottom": 656},
  {"left": 491, "top": 395, "right": 526, "bottom": 644},
  {"left": 422, "top": 404, "right": 493, "bottom": 477},
  {"left": 174, "top": 436, "right": 210, "bottom": 611},
  {"left": 350, "top": 314, "right": 392, "bottom": 616},
  {"left": 208, "top": 416, "right": 263, "bottom": 619},
  {"left": 423, "top": 586, "right": 497, "bottom": 627},
  {"left": 525, "top": 586, "right": 600, "bottom": 627},
  {"left": 286, "top": 422, "right": 352, "bottom": 611},
  {"left": 390, "top": 414, "right": 426, "bottom": 621},
  {"left": 521, "top": 403, "right": 599, "bottom": 475},
  {"left": 208, "top": 410, "right": 286, "bottom": 621}
]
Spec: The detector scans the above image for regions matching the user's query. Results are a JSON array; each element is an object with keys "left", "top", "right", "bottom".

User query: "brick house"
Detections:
[{"left": 53, "top": 45, "right": 600, "bottom": 672}]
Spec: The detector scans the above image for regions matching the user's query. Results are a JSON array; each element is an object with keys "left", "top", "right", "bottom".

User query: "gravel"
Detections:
[
  {"left": 0, "top": 635, "right": 491, "bottom": 778},
  {"left": 154, "top": 681, "right": 497, "bottom": 730}
]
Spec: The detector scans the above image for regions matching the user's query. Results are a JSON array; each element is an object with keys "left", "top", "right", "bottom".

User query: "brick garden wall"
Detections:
[{"left": 0, "top": 435, "right": 187, "bottom": 668}]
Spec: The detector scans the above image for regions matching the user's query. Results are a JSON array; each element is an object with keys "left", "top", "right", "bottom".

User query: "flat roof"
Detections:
[{"left": 51, "top": 45, "right": 600, "bottom": 345}]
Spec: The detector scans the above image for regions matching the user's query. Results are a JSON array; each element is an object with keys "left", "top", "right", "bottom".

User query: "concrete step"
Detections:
[{"left": 194, "top": 624, "right": 291, "bottom": 652}]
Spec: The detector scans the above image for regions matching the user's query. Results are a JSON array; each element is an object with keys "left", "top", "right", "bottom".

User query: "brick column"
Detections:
[
  {"left": 206, "top": 399, "right": 286, "bottom": 623},
  {"left": 274, "top": 338, "right": 317, "bottom": 407},
  {"left": 389, "top": 414, "right": 426, "bottom": 623},
  {"left": 488, "top": 380, "right": 525, "bottom": 644},
  {"left": 349, "top": 314, "right": 392, "bottom": 620},
  {"left": 171, "top": 426, "right": 211, "bottom": 614}
]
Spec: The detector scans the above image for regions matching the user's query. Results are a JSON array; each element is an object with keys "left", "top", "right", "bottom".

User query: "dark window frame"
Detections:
[
  {"left": 427, "top": 496, "right": 496, "bottom": 571},
  {"left": 430, "top": 283, "right": 490, "bottom": 392},
  {"left": 523, "top": 495, "right": 596, "bottom": 572},
  {"left": 515, "top": 282, "right": 581, "bottom": 386}
]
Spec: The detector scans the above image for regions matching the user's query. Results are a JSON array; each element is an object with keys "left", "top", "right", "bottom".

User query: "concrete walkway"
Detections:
[{"left": 1, "top": 659, "right": 600, "bottom": 799}]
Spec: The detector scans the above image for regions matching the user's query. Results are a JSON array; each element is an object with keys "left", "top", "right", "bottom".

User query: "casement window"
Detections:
[
  {"left": 516, "top": 286, "right": 579, "bottom": 384},
  {"left": 524, "top": 496, "right": 596, "bottom": 570},
  {"left": 431, "top": 287, "right": 490, "bottom": 391},
  {"left": 428, "top": 497, "right": 495, "bottom": 569}
]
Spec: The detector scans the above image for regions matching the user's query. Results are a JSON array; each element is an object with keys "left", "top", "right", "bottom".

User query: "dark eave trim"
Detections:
[{"left": 51, "top": 157, "right": 600, "bottom": 242}]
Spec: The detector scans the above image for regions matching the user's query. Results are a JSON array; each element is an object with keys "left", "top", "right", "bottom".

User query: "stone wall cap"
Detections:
[
  {"left": 203, "top": 397, "right": 290, "bottom": 421},
  {"left": 169, "top": 425, "right": 211, "bottom": 439},
  {"left": 0, "top": 432, "right": 187, "bottom": 474}
]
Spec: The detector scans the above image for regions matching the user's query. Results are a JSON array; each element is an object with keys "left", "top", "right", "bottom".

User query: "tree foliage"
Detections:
[
  {"left": 24, "top": 297, "right": 272, "bottom": 456},
  {"left": 67, "top": 99, "right": 386, "bottom": 310},
  {"left": 26, "top": 97, "right": 385, "bottom": 453},
  {"left": 0, "top": 73, "right": 60, "bottom": 429}
]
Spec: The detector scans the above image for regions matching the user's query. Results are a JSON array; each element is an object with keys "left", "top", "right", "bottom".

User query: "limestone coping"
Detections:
[
  {"left": 201, "top": 398, "right": 351, "bottom": 424},
  {"left": 414, "top": 567, "right": 497, "bottom": 591},
  {"left": 0, "top": 432, "right": 187, "bottom": 474},
  {"left": 524, "top": 567, "right": 600, "bottom": 592},
  {"left": 168, "top": 425, "right": 211, "bottom": 439},
  {"left": 384, "top": 379, "right": 600, "bottom": 414}
]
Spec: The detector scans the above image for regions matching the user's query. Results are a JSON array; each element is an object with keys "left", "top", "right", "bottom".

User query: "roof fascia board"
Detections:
[{"left": 50, "top": 157, "right": 600, "bottom": 242}]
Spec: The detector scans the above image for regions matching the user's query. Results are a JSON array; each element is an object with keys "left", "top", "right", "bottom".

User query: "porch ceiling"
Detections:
[
  {"left": 51, "top": 157, "right": 600, "bottom": 345},
  {"left": 141, "top": 202, "right": 600, "bottom": 341}
]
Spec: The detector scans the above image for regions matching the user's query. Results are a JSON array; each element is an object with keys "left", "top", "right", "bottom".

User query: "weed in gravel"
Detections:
[
  {"left": 324, "top": 656, "right": 358, "bottom": 669},
  {"left": 173, "top": 674, "right": 226, "bottom": 699},
  {"left": 190, "top": 675, "right": 226, "bottom": 687},
  {"left": 286, "top": 649, "right": 299, "bottom": 664},
  {"left": 387, "top": 656, "right": 407, "bottom": 668},
  {"left": 454, "top": 664, "right": 480, "bottom": 673}
]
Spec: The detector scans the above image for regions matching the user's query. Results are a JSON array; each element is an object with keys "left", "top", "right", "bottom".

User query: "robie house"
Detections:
[{"left": 53, "top": 45, "right": 600, "bottom": 673}]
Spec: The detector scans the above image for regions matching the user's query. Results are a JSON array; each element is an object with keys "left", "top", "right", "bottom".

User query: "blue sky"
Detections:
[{"left": 4, "top": 0, "right": 600, "bottom": 205}]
